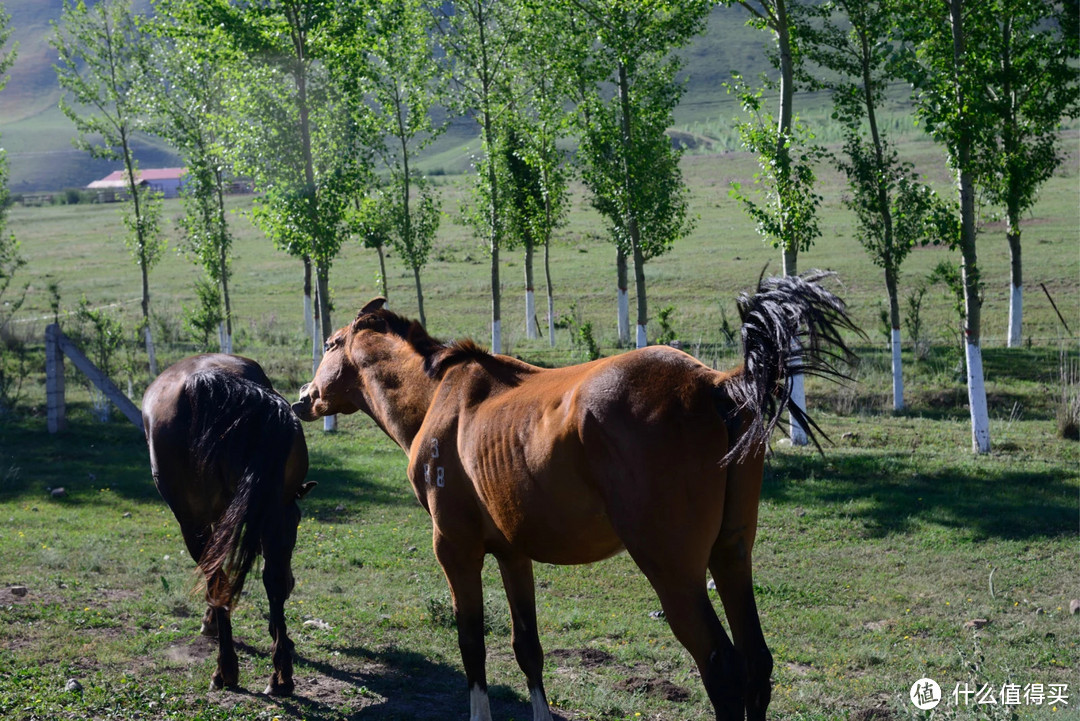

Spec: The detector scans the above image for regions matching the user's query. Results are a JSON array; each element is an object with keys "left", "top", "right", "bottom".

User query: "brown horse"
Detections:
[
  {"left": 143, "top": 354, "right": 315, "bottom": 696},
  {"left": 293, "top": 272, "right": 858, "bottom": 720}
]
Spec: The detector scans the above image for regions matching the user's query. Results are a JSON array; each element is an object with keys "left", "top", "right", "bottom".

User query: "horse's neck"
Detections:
[{"left": 362, "top": 352, "right": 436, "bottom": 452}]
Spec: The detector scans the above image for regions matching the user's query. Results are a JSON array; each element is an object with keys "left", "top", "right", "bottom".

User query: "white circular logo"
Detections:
[{"left": 910, "top": 678, "right": 942, "bottom": 710}]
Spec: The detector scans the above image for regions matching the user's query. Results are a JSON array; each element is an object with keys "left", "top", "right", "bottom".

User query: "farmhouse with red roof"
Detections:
[{"left": 86, "top": 167, "right": 187, "bottom": 201}]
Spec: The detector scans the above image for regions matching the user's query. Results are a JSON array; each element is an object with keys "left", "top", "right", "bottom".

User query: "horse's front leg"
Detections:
[
  {"left": 433, "top": 530, "right": 490, "bottom": 721},
  {"left": 495, "top": 553, "right": 553, "bottom": 721},
  {"left": 261, "top": 507, "right": 297, "bottom": 697}
]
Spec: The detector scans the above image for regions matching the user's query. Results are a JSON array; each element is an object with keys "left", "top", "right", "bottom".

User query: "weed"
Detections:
[
  {"left": 657, "top": 305, "right": 677, "bottom": 345},
  {"left": 556, "top": 302, "right": 601, "bottom": 361},
  {"left": 182, "top": 277, "right": 224, "bottom": 351}
]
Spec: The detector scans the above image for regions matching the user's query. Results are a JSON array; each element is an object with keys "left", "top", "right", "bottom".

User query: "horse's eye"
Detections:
[{"left": 323, "top": 340, "right": 333, "bottom": 353}]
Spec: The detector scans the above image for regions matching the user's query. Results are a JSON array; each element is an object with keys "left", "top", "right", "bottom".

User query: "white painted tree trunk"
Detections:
[
  {"left": 891, "top": 328, "right": 904, "bottom": 411},
  {"left": 636, "top": 323, "right": 647, "bottom": 349},
  {"left": 547, "top": 295, "right": 555, "bottom": 348},
  {"left": 966, "top": 341, "right": 991, "bottom": 453},
  {"left": 789, "top": 372, "right": 808, "bottom": 445},
  {"left": 617, "top": 289, "right": 630, "bottom": 345},
  {"left": 1008, "top": 283, "right": 1022, "bottom": 348},
  {"left": 218, "top": 322, "right": 233, "bottom": 354},
  {"left": 492, "top": 319, "right": 502, "bottom": 355},
  {"left": 525, "top": 289, "right": 538, "bottom": 339},
  {"left": 144, "top": 326, "right": 158, "bottom": 376}
]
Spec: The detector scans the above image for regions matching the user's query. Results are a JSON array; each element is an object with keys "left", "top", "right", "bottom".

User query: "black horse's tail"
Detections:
[
  {"left": 722, "top": 271, "right": 862, "bottom": 464},
  {"left": 185, "top": 370, "right": 300, "bottom": 609}
]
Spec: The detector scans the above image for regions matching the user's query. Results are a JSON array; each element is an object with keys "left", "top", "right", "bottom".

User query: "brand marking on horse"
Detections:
[
  {"left": 431, "top": 438, "right": 440, "bottom": 459},
  {"left": 436, "top": 467, "right": 445, "bottom": 487},
  {"left": 424, "top": 463, "right": 432, "bottom": 485}
]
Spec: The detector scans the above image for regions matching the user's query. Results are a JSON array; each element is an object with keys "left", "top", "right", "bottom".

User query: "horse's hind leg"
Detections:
[
  {"left": 626, "top": 546, "right": 745, "bottom": 721},
  {"left": 495, "top": 553, "right": 553, "bottom": 721},
  {"left": 173, "top": 522, "right": 218, "bottom": 637},
  {"left": 710, "top": 542, "right": 772, "bottom": 721},
  {"left": 261, "top": 505, "right": 298, "bottom": 697},
  {"left": 209, "top": 597, "right": 239, "bottom": 690}
]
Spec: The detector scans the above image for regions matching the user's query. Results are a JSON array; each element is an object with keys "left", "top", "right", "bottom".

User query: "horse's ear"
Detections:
[
  {"left": 358, "top": 297, "right": 387, "bottom": 317},
  {"left": 296, "top": 481, "right": 317, "bottom": 500}
]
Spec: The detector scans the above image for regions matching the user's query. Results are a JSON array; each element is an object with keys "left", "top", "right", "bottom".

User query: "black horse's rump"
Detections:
[{"left": 183, "top": 369, "right": 301, "bottom": 608}]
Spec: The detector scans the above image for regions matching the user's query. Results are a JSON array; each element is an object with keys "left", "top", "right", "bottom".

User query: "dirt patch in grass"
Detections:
[
  {"left": 612, "top": 675, "right": 692, "bottom": 702},
  {"left": 548, "top": 647, "right": 615, "bottom": 668},
  {"left": 163, "top": 635, "right": 217, "bottom": 666},
  {"left": 851, "top": 705, "right": 896, "bottom": 721}
]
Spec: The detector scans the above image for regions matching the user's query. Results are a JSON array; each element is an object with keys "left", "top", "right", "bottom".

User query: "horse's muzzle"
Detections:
[{"left": 292, "top": 384, "right": 318, "bottom": 422}]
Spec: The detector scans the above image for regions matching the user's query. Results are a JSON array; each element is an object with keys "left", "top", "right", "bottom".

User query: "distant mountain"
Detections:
[{"left": 0, "top": 2, "right": 770, "bottom": 193}]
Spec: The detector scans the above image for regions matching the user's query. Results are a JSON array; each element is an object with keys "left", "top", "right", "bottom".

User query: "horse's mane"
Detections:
[{"left": 352, "top": 304, "right": 490, "bottom": 379}]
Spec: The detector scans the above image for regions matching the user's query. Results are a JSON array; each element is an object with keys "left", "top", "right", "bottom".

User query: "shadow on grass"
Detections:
[
  {"left": 0, "top": 414, "right": 416, "bottom": 511},
  {"left": 762, "top": 450, "right": 1077, "bottom": 541},
  {"left": 275, "top": 645, "right": 558, "bottom": 721}
]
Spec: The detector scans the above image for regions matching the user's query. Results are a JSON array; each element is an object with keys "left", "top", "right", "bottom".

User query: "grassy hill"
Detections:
[{"left": 0, "top": 3, "right": 779, "bottom": 192}]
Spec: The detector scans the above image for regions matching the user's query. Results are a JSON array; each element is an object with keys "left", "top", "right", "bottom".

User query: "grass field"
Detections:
[{"left": 0, "top": 144, "right": 1077, "bottom": 720}]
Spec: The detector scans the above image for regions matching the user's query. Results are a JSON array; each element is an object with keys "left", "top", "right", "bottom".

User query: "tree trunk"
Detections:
[
  {"left": 616, "top": 62, "right": 648, "bottom": 349},
  {"left": 303, "top": 256, "right": 313, "bottom": 336},
  {"left": 315, "top": 263, "right": 336, "bottom": 431},
  {"left": 1006, "top": 220, "right": 1022, "bottom": 348},
  {"left": 782, "top": 243, "right": 806, "bottom": 444},
  {"left": 632, "top": 242, "right": 648, "bottom": 349},
  {"left": 949, "top": 0, "right": 990, "bottom": 454},
  {"left": 616, "top": 248, "right": 630, "bottom": 346},
  {"left": 524, "top": 240, "right": 537, "bottom": 339},
  {"left": 412, "top": 260, "right": 427, "bottom": 328},
  {"left": 544, "top": 226, "right": 555, "bottom": 348},
  {"left": 215, "top": 167, "right": 233, "bottom": 353},
  {"left": 886, "top": 267, "right": 904, "bottom": 411},
  {"left": 378, "top": 244, "right": 389, "bottom": 301}
]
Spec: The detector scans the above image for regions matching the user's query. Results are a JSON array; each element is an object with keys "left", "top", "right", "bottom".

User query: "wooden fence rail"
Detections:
[{"left": 45, "top": 323, "right": 144, "bottom": 434}]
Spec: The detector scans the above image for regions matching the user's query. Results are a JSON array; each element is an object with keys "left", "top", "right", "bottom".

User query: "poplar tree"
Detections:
[
  {"left": 570, "top": 0, "right": 708, "bottom": 349},
  {"left": 724, "top": 0, "right": 817, "bottom": 442},
  {"left": 145, "top": 0, "right": 238, "bottom": 352},
  {"left": 974, "top": 0, "right": 1079, "bottom": 347},
  {"left": 433, "top": 0, "right": 524, "bottom": 353},
  {"left": 894, "top": 0, "right": 999, "bottom": 453},
  {"left": 54, "top": 0, "right": 163, "bottom": 375},
  {"left": 800, "top": 0, "right": 944, "bottom": 411},
  {"left": 358, "top": 0, "right": 444, "bottom": 327}
]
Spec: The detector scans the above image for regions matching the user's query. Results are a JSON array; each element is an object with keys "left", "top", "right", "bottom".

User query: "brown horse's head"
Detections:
[{"left": 292, "top": 297, "right": 389, "bottom": 422}]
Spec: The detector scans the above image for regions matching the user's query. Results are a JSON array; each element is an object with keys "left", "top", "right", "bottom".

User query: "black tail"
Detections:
[
  {"left": 185, "top": 370, "right": 300, "bottom": 609},
  {"left": 723, "top": 271, "right": 862, "bottom": 463}
]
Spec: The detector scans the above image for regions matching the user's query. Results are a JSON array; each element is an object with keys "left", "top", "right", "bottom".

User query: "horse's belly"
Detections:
[{"left": 482, "top": 483, "right": 624, "bottom": 565}]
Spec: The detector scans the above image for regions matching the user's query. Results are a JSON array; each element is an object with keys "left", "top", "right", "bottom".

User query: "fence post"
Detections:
[{"left": 45, "top": 323, "right": 66, "bottom": 433}]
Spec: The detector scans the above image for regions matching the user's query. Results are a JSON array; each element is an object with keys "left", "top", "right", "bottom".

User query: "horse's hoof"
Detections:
[
  {"left": 264, "top": 680, "right": 294, "bottom": 697},
  {"left": 209, "top": 675, "right": 224, "bottom": 691},
  {"left": 199, "top": 621, "right": 218, "bottom": 637}
]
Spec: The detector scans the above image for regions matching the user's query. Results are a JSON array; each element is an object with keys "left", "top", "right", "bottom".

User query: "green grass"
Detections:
[{"left": 0, "top": 143, "right": 1077, "bottom": 719}]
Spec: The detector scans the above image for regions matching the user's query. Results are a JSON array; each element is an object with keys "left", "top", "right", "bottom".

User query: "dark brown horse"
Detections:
[
  {"left": 143, "top": 354, "right": 314, "bottom": 696},
  {"left": 293, "top": 272, "right": 857, "bottom": 720}
]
